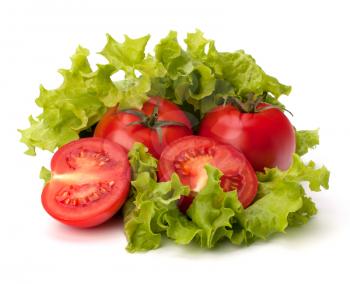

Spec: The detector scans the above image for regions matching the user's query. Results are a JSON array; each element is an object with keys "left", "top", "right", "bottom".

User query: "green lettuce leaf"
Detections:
[
  {"left": 39, "top": 166, "right": 51, "bottom": 184},
  {"left": 123, "top": 171, "right": 189, "bottom": 252},
  {"left": 128, "top": 142, "right": 158, "bottom": 180},
  {"left": 155, "top": 31, "right": 193, "bottom": 79},
  {"left": 179, "top": 165, "right": 243, "bottom": 248},
  {"left": 19, "top": 47, "right": 107, "bottom": 155},
  {"left": 246, "top": 154, "right": 330, "bottom": 238},
  {"left": 206, "top": 45, "right": 291, "bottom": 99},
  {"left": 184, "top": 29, "right": 209, "bottom": 60},
  {"left": 287, "top": 195, "right": 318, "bottom": 227},
  {"left": 124, "top": 143, "right": 189, "bottom": 252},
  {"left": 296, "top": 129, "right": 320, "bottom": 156},
  {"left": 257, "top": 154, "right": 329, "bottom": 192},
  {"left": 154, "top": 30, "right": 290, "bottom": 118},
  {"left": 100, "top": 33, "right": 150, "bottom": 77}
]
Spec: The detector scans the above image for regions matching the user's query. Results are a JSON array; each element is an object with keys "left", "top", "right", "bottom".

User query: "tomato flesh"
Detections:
[
  {"left": 199, "top": 104, "right": 295, "bottom": 171},
  {"left": 41, "top": 138, "right": 130, "bottom": 228},
  {"left": 158, "top": 136, "right": 258, "bottom": 212},
  {"left": 94, "top": 96, "right": 192, "bottom": 158}
]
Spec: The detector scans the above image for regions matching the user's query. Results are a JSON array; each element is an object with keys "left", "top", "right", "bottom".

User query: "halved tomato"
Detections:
[
  {"left": 41, "top": 137, "right": 130, "bottom": 228},
  {"left": 158, "top": 136, "right": 258, "bottom": 212}
]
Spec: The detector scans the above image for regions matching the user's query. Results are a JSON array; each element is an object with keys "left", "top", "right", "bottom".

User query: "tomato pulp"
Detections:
[
  {"left": 94, "top": 96, "right": 192, "bottom": 158},
  {"left": 158, "top": 136, "right": 258, "bottom": 212},
  {"left": 199, "top": 104, "right": 295, "bottom": 171},
  {"left": 41, "top": 138, "right": 131, "bottom": 228}
]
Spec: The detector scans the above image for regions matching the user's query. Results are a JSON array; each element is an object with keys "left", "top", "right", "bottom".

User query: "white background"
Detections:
[{"left": 1, "top": 0, "right": 349, "bottom": 283}]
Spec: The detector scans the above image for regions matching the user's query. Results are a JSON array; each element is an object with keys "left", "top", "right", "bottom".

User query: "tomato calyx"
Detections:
[
  {"left": 227, "top": 93, "right": 293, "bottom": 115},
  {"left": 120, "top": 103, "right": 188, "bottom": 143}
]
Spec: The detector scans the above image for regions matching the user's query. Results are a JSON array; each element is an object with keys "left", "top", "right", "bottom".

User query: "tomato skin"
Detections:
[
  {"left": 41, "top": 138, "right": 130, "bottom": 228},
  {"left": 94, "top": 96, "right": 192, "bottom": 158},
  {"left": 158, "top": 136, "right": 258, "bottom": 211},
  {"left": 199, "top": 104, "right": 295, "bottom": 171}
]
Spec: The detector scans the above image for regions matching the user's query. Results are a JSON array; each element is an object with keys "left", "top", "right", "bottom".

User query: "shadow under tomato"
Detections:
[{"left": 46, "top": 212, "right": 125, "bottom": 243}]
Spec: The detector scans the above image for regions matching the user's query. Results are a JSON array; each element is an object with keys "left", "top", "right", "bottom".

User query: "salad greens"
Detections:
[
  {"left": 20, "top": 30, "right": 291, "bottom": 155},
  {"left": 20, "top": 30, "right": 330, "bottom": 252},
  {"left": 125, "top": 142, "right": 329, "bottom": 252}
]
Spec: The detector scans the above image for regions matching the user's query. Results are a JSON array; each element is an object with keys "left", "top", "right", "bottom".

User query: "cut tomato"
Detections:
[
  {"left": 41, "top": 137, "right": 131, "bottom": 228},
  {"left": 158, "top": 136, "right": 258, "bottom": 212}
]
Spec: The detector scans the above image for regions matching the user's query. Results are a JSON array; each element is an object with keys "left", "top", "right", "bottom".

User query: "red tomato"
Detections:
[
  {"left": 158, "top": 136, "right": 258, "bottom": 212},
  {"left": 41, "top": 137, "right": 130, "bottom": 228},
  {"left": 199, "top": 104, "right": 295, "bottom": 172},
  {"left": 94, "top": 96, "right": 192, "bottom": 158}
]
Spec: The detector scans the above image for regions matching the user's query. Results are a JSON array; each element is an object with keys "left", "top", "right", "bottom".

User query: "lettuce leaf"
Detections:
[
  {"left": 245, "top": 154, "right": 329, "bottom": 238},
  {"left": 124, "top": 143, "right": 189, "bottom": 252},
  {"left": 128, "top": 142, "right": 158, "bottom": 180},
  {"left": 19, "top": 47, "right": 108, "bottom": 155},
  {"left": 124, "top": 147, "right": 330, "bottom": 252},
  {"left": 154, "top": 30, "right": 291, "bottom": 117},
  {"left": 296, "top": 129, "right": 320, "bottom": 156},
  {"left": 100, "top": 34, "right": 150, "bottom": 77},
  {"left": 170, "top": 165, "right": 243, "bottom": 248},
  {"left": 39, "top": 166, "right": 51, "bottom": 184}
]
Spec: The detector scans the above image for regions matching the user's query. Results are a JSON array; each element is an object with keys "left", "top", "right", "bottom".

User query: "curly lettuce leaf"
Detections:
[
  {"left": 184, "top": 30, "right": 291, "bottom": 100},
  {"left": 155, "top": 30, "right": 291, "bottom": 117},
  {"left": 296, "top": 129, "right": 320, "bottom": 156},
  {"left": 124, "top": 143, "right": 188, "bottom": 252},
  {"left": 258, "top": 154, "right": 329, "bottom": 193},
  {"left": 172, "top": 165, "right": 243, "bottom": 248},
  {"left": 206, "top": 45, "right": 291, "bottom": 98},
  {"left": 39, "top": 166, "right": 51, "bottom": 184},
  {"left": 287, "top": 195, "right": 318, "bottom": 227},
  {"left": 246, "top": 154, "right": 330, "bottom": 238},
  {"left": 19, "top": 47, "right": 108, "bottom": 155},
  {"left": 100, "top": 34, "right": 150, "bottom": 77},
  {"left": 128, "top": 142, "right": 158, "bottom": 180},
  {"left": 100, "top": 34, "right": 167, "bottom": 110},
  {"left": 155, "top": 31, "right": 193, "bottom": 79},
  {"left": 123, "top": 172, "right": 189, "bottom": 252}
]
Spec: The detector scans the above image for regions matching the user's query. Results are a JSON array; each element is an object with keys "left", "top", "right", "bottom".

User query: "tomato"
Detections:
[
  {"left": 199, "top": 103, "right": 295, "bottom": 172},
  {"left": 94, "top": 96, "right": 192, "bottom": 158},
  {"left": 41, "top": 137, "right": 130, "bottom": 228},
  {"left": 158, "top": 136, "right": 258, "bottom": 212}
]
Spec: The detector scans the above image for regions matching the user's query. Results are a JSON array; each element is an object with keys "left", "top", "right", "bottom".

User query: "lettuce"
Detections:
[
  {"left": 124, "top": 144, "right": 329, "bottom": 252},
  {"left": 296, "top": 129, "right": 320, "bottom": 156},
  {"left": 19, "top": 47, "right": 107, "bottom": 155},
  {"left": 124, "top": 143, "right": 189, "bottom": 252},
  {"left": 20, "top": 30, "right": 291, "bottom": 154}
]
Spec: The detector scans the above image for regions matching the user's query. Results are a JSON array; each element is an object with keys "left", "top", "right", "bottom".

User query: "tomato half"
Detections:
[
  {"left": 94, "top": 96, "right": 192, "bottom": 158},
  {"left": 41, "top": 137, "right": 130, "bottom": 228},
  {"left": 199, "top": 104, "right": 295, "bottom": 171},
  {"left": 158, "top": 136, "right": 258, "bottom": 212}
]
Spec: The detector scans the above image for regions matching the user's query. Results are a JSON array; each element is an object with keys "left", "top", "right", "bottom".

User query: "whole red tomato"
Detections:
[
  {"left": 94, "top": 96, "right": 192, "bottom": 158},
  {"left": 199, "top": 103, "right": 295, "bottom": 171}
]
